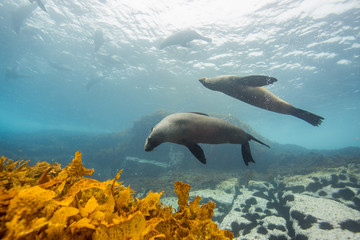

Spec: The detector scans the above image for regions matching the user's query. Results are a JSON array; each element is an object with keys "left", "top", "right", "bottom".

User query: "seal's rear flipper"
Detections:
[
  {"left": 292, "top": 108, "right": 324, "bottom": 126},
  {"left": 186, "top": 143, "right": 206, "bottom": 164},
  {"left": 241, "top": 142, "right": 255, "bottom": 166}
]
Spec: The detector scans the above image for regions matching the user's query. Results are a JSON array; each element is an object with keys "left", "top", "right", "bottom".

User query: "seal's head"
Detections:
[
  {"left": 199, "top": 77, "right": 217, "bottom": 91},
  {"left": 199, "top": 77, "right": 207, "bottom": 84},
  {"left": 144, "top": 127, "right": 163, "bottom": 151},
  {"left": 199, "top": 77, "right": 210, "bottom": 87}
]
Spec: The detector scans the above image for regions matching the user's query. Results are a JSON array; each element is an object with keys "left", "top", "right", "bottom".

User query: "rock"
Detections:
[
  {"left": 287, "top": 194, "right": 360, "bottom": 239},
  {"left": 248, "top": 180, "right": 270, "bottom": 191},
  {"left": 157, "top": 164, "right": 360, "bottom": 239},
  {"left": 217, "top": 165, "right": 360, "bottom": 239},
  {"left": 189, "top": 178, "right": 238, "bottom": 205},
  {"left": 219, "top": 187, "right": 278, "bottom": 237},
  {"left": 120, "top": 156, "right": 169, "bottom": 177},
  {"left": 220, "top": 214, "right": 252, "bottom": 236},
  {"left": 278, "top": 166, "right": 360, "bottom": 206},
  {"left": 216, "top": 178, "right": 238, "bottom": 195},
  {"left": 159, "top": 196, "right": 178, "bottom": 209},
  {"left": 189, "top": 188, "right": 234, "bottom": 206},
  {"left": 188, "top": 178, "right": 239, "bottom": 223},
  {"left": 242, "top": 216, "right": 289, "bottom": 240}
]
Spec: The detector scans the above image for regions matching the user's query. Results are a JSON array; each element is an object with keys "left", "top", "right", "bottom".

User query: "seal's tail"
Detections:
[
  {"left": 292, "top": 108, "right": 324, "bottom": 126},
  {"left": 249, "top": 135, "right": 270, "bottom": 148}
]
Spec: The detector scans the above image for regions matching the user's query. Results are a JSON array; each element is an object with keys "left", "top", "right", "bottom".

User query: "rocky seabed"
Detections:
[{"left": 161, "top": 164, "right": 360, "bottom": 240}]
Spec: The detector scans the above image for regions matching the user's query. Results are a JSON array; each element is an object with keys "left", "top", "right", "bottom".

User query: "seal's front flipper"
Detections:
[
  {"left": 241, "top": 142, "right": 255, "bottom": 166},
  {"left": 186, "top": 143, "right": 206, "bottom": 164},
  {"left": 35, "top": 0, "right": 47, "bottom": 12},
  {"left": 238, "top": 75, "right": 277, "bottom": 87}
]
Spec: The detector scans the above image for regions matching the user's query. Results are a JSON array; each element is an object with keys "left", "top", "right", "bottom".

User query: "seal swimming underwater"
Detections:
[
  {"left": 159, "top": 30, "right": 212, "bottom": 49},
  {"left": 199, "top": 75, "right": 324, "bottom": 126},
  {"left": 144, "top": 112, "right": 270, "bottom": 166}
]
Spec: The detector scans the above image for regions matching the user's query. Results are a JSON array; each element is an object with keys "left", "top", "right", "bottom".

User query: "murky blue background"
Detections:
[{"left": 0, "top": 0, "right": 359, "bottom": 150}]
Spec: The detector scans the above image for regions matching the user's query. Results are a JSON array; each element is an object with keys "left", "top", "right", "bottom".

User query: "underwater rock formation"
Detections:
[
  {"left": 160, "top": 164, "right": 360, "bottom": 239},
  {"left": 0, "top": 151, "right": 233, "bottom": 239}
]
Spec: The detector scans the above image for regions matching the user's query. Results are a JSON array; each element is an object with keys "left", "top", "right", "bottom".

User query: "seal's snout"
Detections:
[
  {"left": 145, "top": 137, "right": 157, "bottom": 152},
  {"left": 199, "top": 78, "right": 206, "bottom": 84},
  {"left": 144, "top": 138, "right": 152, "bottom": 151}
]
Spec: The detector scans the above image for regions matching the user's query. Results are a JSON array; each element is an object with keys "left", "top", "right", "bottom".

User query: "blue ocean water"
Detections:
[{"left": 0, "top": 0, "right": 359, "bottom": 150}]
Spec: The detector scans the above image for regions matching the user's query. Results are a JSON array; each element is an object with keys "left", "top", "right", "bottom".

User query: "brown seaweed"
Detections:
[{"left": 0, "top": 151, "right": 233, "bottom": 239}]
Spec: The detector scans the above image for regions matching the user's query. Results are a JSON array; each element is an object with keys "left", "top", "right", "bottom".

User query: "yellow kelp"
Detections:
[{"left": 0, "top": 151, "right": 233, "bottom": 239}]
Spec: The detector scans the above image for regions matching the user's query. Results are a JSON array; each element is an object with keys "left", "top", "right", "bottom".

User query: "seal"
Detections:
[
  {"left": 159, "top": 30, "right": 212, "bottom": 49},
  {"left": 144, "top": 112, "right": 270, "bottom": 166},
  {"left": 29, "top": 0, "right": 47, "bottom": 12},
  {"left": 199, "top": 75, "right": 324, "bottom": 126}
]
